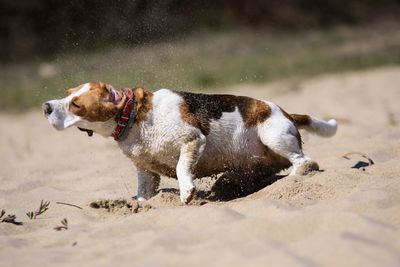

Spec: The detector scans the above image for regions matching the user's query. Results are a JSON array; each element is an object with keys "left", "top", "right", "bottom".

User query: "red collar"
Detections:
[{"left": 111, "top": 88, "right": 136, "bottom": 141}]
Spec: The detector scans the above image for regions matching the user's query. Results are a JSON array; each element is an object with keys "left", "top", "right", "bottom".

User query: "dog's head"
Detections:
[{"left": 42, "top": 82, "right": 127, "bottom": 136}]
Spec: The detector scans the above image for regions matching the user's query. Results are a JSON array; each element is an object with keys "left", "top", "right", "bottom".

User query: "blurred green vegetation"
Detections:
[{"left": 1, "top": 22, "right": 399, "bottom": 111}]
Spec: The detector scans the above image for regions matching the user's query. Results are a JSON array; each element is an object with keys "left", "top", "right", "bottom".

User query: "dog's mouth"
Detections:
[{"left": 78, "top": 127, "right": 94, "bottom": 137}]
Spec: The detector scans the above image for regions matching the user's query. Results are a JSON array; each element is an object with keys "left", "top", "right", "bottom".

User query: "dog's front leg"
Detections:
[
  {"left": 177, "top": 135, "right": 206, "bottom": 204},
  {"left": 136, "top": 169, "right": 160, "bottom": 202}
]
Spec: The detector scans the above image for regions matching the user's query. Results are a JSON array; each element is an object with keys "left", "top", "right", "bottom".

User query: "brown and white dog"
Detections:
[{"left": 42, "top": 82, "right": 337, "bottom": 204}]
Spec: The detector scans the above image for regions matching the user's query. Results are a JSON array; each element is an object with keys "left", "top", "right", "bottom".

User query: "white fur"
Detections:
[
  {"left": 257, "top": 102, "right": 311, "bottom": 176},
  {"left": 301, "top": 117, "right": 338, "bottom": 137},
  {"left": 43, "top": 83, "right": 90, "bottom": 130}
]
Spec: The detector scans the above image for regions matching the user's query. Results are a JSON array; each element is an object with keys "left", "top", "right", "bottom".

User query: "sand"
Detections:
[{"left": 1, "top": 66, "right": 400, "bottom": 267}]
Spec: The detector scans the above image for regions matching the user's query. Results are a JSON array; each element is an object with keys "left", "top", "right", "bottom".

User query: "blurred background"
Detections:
[{"left": 1, "top": 0, "right": 399, "bottom": 111}]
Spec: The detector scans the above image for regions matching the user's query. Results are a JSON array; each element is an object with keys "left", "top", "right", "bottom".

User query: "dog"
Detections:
[{"left": 42, "top": 82, "right": 337, "bottom": 204}]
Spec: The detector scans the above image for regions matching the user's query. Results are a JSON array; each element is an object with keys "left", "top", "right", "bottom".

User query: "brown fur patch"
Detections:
[
  {"left": 177, "top": 92, "right": 271, "bottom": 135},
  {"left": 179, "top": 102, "right": 203, "bottom": 133},
  {"left": 132, "top": 87, "right": 153, "bottom": 123},
  {"left": 69, "top": 82, "right": 126, "bottom": 122},
  {"left": 242, "top": 99, "right": 271, "bottom": 128},
  {"left": 290, "top": 114, "right": 312, "bottom": 127},
  {"left": 68, "top": 83, "right": 153, "bottom": 124}
]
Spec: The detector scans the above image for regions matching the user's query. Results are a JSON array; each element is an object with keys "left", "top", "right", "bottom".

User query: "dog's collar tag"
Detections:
[{"left": 112, "top": 88, "right": 136, "bottom": 141}]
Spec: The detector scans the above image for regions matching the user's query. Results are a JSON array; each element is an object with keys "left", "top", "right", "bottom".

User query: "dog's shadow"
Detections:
[
  {"left": 206, "top": 172, "right": 286, "bottom": 201},
  {"left": 158, "top": 172, "right": 286, "bottom": 204}
]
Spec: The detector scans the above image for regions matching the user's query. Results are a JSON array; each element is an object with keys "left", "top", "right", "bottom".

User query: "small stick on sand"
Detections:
[
  {"left": 342, "top": 152, "right": 374, "bottom": 166},
  {"left": 56, "top": 202, "right": 83, "bottom": 210}
]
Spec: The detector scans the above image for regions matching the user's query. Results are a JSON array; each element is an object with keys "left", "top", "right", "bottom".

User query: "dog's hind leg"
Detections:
[
  {"left": 258, "top": 103, "right": 319, "bottom": 176},
  {"left": 176, "top": 134, "right": 206, "bottom": 204},
  {"left": 137, "top": 169, "right": 160, "bottom": 201}
]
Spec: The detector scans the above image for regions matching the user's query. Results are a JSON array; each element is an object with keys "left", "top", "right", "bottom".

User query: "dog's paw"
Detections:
[
  {"left": 293, "top": 160, "right": 320, "bottom": 176},
  {"left": 180, "top": 186, "right": 196, "bottom": 204},
  {"left": 136, "top": 196, "right": 147, "bottom": 202}
]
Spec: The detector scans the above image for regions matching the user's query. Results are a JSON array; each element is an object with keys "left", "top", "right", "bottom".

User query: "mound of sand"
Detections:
[{"left": 1, "top": 67, "right": 400, "bottom": 267}]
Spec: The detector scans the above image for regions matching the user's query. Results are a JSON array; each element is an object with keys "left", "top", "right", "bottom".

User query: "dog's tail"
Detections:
[{"left": 291, "top": 114, "right": 337, "bottom": 137}]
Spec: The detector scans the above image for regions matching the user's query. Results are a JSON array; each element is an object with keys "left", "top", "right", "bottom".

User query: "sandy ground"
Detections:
[{"left": 1, "top": 66, "right": 400, "bottom": 267}]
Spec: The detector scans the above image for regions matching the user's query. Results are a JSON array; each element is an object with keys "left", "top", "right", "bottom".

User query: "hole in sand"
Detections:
[
  {"left": 89, "top": 198, "right": 152, "bottom": 215},
  {"left": 89, "top": 172, "right": 289, "bottom": 212}
]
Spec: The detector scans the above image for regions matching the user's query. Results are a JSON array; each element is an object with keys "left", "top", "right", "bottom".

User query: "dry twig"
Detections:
[
  {"left": 54, "top": 218, "right": 68, "bottom": 231},
  {"left": 0, "top": 210, "right": 23, "bottom": 225},
  {"left": 26, "top": 200, "right": 50, "bottom": 219}
]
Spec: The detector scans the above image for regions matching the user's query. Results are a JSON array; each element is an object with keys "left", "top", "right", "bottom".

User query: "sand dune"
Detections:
[{"left": 1, "top": 67, "right": 400, "bottom": 267}]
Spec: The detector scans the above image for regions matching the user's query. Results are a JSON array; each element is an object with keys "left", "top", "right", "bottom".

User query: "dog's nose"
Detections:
[{"left": 42, "top": 102, "right": 53, "bottom": 116}]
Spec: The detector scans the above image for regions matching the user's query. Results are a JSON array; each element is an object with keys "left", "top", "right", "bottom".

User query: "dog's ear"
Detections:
[{"left": 77, "top": 127, "right": 93, "bottom": 137}]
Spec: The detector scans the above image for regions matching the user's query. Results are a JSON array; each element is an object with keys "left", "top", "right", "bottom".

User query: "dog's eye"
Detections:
[{"left": 71, "top": 101, "right": 80, "bottom": 109}]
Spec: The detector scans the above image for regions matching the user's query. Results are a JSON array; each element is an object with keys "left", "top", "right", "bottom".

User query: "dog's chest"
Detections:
[{"left": 118, "top": 121, "right": 185, "bottom": 177}]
